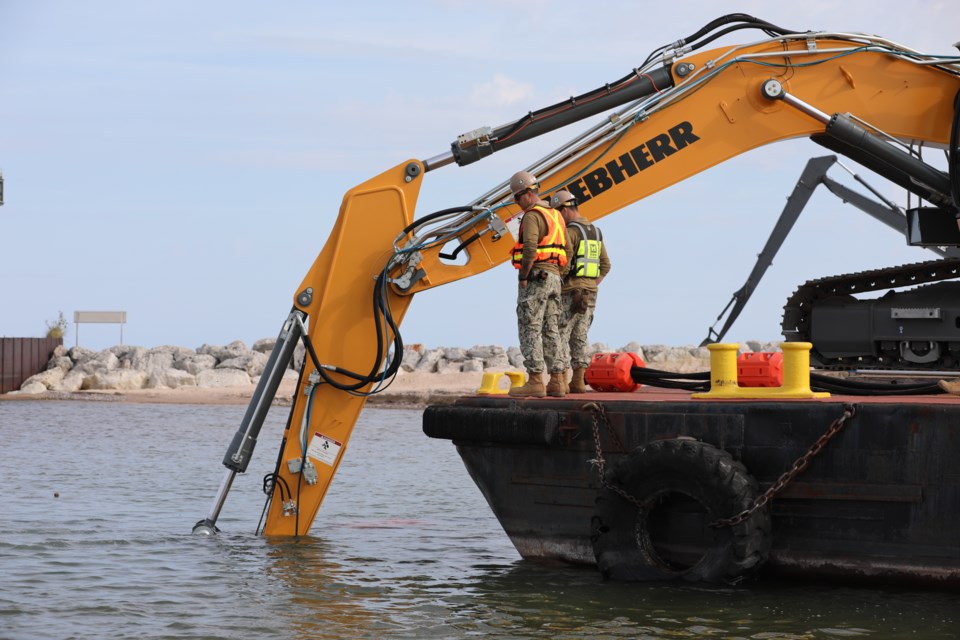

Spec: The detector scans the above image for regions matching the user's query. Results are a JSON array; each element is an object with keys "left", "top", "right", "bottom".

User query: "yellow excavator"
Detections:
[{"left": 193, "top": 14, "right": 960, "bottom": 537}]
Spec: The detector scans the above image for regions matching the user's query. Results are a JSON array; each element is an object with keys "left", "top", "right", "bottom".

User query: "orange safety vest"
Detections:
[{"left": 511, "top": 205, "right": 568, "bottom": 268}]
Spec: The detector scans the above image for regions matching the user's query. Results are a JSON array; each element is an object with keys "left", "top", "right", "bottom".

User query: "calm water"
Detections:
[{"left": 0, "top": 400, "right": 956, "bottom": 640}]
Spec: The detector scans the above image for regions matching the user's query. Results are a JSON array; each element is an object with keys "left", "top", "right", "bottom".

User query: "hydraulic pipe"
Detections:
[
  {"left": 450, "top": 67, "right": 674, "bottom": 167},
  {"left": 762, "top": 79, "right": 955, "bottom": 208},
  {"left": 823, "top": 114, "right": 954, "bottom": 208},
  {"left": 192, "top": 309, "right": 304, "bottom": 535}
]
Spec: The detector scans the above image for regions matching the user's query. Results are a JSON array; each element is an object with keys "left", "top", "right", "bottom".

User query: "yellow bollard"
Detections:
[
  {"left": 477, "top": 371, "right": 526, "bottom": 395},
  {"left": 691, "top": 342, "right": 829, "bottom": 400},
  {"left": 701, "top": 343, "right": 741, "bottom": 397}
]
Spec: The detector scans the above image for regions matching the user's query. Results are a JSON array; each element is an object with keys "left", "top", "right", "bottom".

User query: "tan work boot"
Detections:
[
  {"left": 509, "top": 372, "right": 546, "bottom": 397},
  {"left": 546, "top": 371, "right": 567, "bottom": 398},
  {"left": 564, "top": 368, "right": 571, "bottom": 394},
  {"left": 569, "top": 367, "right": 588, "bottom": 393},
  {"left": 938, "top": 379, "right": 960, "bottom": 395}
]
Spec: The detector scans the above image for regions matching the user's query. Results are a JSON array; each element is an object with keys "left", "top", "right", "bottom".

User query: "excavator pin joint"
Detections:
[
  {"left": 761, "top": 79, "right": 784, "bottom": 100},
  {"left": 297, "top": 288, "right": 313, "bottom": 306},
  {"left": 405, "top": 162, "right": 422, "bottom": 182}
]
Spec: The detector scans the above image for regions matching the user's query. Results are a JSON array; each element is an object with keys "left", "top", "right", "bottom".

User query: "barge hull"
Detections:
[{"left": 423, "top": 390, "right": 960, "bottom": 585}]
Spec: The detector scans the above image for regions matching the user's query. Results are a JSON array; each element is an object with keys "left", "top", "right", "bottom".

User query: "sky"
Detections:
[{"left": 2, "top": 0, "right": 958, "bottom": 353}]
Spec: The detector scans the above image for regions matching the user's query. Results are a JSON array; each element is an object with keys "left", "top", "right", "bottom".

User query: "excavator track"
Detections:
[{"left": 782, "top": 257, "right": 960, "bottom": 369}]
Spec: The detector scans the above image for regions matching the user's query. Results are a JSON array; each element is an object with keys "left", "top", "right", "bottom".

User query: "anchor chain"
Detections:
[
  {"left": 711, "top": 404, "right": 857, "bottom": 528},
  {"left": 586, "top": 402, "right": 643, "bottom": 509}
]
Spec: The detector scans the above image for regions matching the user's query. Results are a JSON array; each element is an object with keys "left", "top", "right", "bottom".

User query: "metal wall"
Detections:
[{"left": 0, "top": 337, "right": 63, "bottom": 394}]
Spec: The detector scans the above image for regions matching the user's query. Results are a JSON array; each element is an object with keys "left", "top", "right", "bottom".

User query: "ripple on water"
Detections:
[{"left": 1, "top": 402, "right": 958, "bottom": 639}]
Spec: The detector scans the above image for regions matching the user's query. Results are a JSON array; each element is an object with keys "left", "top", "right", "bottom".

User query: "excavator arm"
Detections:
[{"left": 193, "top": 15, "right": 960, "bottom": 537}]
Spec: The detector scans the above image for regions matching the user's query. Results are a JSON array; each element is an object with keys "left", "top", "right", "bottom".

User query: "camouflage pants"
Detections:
[
  {"left": 559, "top": 288, "right": 597, "bottom": 369},
  {"left": 516, "top": 272, "right": 564, "bottom": 373}
]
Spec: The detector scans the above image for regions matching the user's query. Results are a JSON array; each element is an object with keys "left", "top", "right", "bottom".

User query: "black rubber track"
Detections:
[{"left": 591, "top": 438, "right": 771, "bottom": 584}]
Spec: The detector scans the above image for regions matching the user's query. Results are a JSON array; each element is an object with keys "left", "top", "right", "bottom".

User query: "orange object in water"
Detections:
[
  {"left": 737, "top": 352, "right": 784, "bottom": 387},
  {"left": 585, "top": 352, "right": 646, "bottom": 392}
]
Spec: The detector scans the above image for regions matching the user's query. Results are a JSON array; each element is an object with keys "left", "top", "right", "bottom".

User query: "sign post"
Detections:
[{"left": 73, "top": 311, "right": 127, "bottom": 346}]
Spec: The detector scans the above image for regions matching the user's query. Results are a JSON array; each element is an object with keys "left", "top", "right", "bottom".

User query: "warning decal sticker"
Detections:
[{"left": 307, "top": 433, "right": 342, "bottom": 467}]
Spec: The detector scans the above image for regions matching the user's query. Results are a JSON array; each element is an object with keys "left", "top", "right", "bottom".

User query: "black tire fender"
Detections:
[{"left": 590, "top": 438, "right": 771, "bottom": 584}]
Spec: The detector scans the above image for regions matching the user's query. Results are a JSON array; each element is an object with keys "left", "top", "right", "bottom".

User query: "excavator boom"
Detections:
[{"left": 194, "top": 16, "right": 960, "bottom": 537}]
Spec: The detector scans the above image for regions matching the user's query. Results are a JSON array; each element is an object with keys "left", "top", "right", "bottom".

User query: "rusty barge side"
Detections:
[{"left": 423, "top": 388, "right": 960, "bottom": 586}]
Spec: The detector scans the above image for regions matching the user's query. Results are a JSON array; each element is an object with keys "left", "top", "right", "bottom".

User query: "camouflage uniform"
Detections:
[
  {"left": 560, "top": 215, "right": 611, "bottom": 369},
  {"left": 517, "top": 271, "right": 564, "bottom": 373},
  {"left": 559, "top": 288, "right": 597, "bottom": 369},
  {"left": 514, "top": 203, "right": 567, "bottom": 374}
]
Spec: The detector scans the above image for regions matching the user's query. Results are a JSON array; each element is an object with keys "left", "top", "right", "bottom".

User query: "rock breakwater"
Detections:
[{"left": 9, "top": 338, "right": 782, "bottom": 395}]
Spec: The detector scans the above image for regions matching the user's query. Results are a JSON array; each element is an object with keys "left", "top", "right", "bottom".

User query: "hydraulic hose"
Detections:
[
  {"left": 630, "top": 366, "right": 946, "bottom": 396},
  {"left": 302, "top": 270, "right": 402, "bottom": 393},
  {"left": 401, "top": 205, "right": 476, "bottom": 237},
  {"left": 641, "top": 14, "right": 795, "bottom": 68}
]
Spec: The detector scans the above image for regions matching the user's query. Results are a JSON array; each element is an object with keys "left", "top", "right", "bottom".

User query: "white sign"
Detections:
[
  {"left": 307, "top": 433, "right": 342, "bottom": 467},
  {"left": 74, "top": 311, "right": 127, "bottom": 323}
]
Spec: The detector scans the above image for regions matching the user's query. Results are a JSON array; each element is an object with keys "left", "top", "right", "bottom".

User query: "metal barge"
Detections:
[{"left": 423, "top": 379, "right": 960, "bottom": 586}]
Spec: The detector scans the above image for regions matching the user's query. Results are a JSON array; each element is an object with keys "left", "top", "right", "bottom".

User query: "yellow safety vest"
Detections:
[
  {"left": 511, "top": 205, "right": 568, "bottom": 268},
  {"left": 569, "top": 221, "right": 603, "bottom": 278}
]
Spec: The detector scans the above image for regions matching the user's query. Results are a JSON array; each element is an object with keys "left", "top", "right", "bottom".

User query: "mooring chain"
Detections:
[
  {"left": 711, "top": 404, "right": 857, "bottom": 528},
  {"left": 586, "top": 402, "right": 644, "bottom": 509}
]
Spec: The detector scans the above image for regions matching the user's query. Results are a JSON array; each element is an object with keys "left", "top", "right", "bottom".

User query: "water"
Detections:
[{"left": 1, "top": 400, "right": 956, "bottom": 639}]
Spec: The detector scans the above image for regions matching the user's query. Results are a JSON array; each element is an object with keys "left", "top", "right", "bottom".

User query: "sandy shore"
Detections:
[{"left": 0, "top": 371, "right": 491, "bottom": 408}]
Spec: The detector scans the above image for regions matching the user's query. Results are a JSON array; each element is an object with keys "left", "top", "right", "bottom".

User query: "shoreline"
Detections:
[{"left": 0, "top": 371, "right": 488, "bottom": 408}]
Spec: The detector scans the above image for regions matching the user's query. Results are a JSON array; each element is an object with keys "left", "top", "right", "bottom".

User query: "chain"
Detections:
[
  {"left": 586, "top": 402, "right": 644, "bottom": 509},
  {"left": 711, "top": 404, "right": 857, "bottom": 528}
]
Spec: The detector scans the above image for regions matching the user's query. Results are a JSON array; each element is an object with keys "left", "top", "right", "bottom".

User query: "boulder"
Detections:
[
  {"left": 68, "top": 346, "right": 96, "bottom": 362},
  {"left": 686, "top": 346, "right": 710, "bottom": 360},
  {"left": 507, "top": 346, "right": 524, "bottom": 369},
  {"left": 197, "top": 340, "right": 249, "bottom": 363},
  {"left": 461, "top": 358, "right": 485, "bottom": 373},
  {"left": 47, "top": 355, "right": 74, "bottom": 372},
  {"left": 196, "top": 368, "right": 251, "bottom": 388},
  {"left": 437, "top": 359, "right": 463, "bottom": 374},
  {"left": 21, "top": 368, "right": 65, "bottom": 390},
  {"left": 174, "top": 353, "right": 218, "bottom": 375},
  {"left": 467, "top": 345, "right": 505, "bottom": 360},
  {"left": 640, "top": 344, "right": 669, "bottom": 362},
  {"left": 443, "top": 347, "right": 467, "bottom": 362},
  {"left": 15, "top": 381, "right": 48, "bottom": 395},
  {"left": 482, "top": 354, "right": 512, "bottom": 371},
  {"left": 589, "top": 342, "right": 610, "bottom": 354},
  {"left": 618, "top": 342, "right": 646, "bottom": 360},
  {"left": 51, "top": 370, "right": 85, "bottom": 392},
  {"left": 141, "top": 350, "right": 175, "bottom": 375},
  {"left": 113, "top": 346, "right": 147, "bottom": 370},
  {"left": 415, "top": 349, "right": 443, "bottom": 373},
  {"left": 401, "top": 347, "right": 423, "bottom": 372},
  {"left": 218, "top": 352, "right": 268, "bottom": 377},
  {"left": 146, "top": 369, "right": 197, "bottom": 389},
  {"left": 84, "top": 370, "right": 148, "bottom": 390},
  {"left": 252, "top": 338, "right": 276, "bottom": 354},
  {"left": 74, "top": 350, "right": 120, "bottom": 375}
]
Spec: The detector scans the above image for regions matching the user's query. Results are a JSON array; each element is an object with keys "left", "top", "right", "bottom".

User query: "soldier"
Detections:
[
  {"left": 550, "top": 190, "right": 611, "bottom": 393},
  {"left": 508, "top": 171, "right": 569, "bottom": 398}
]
